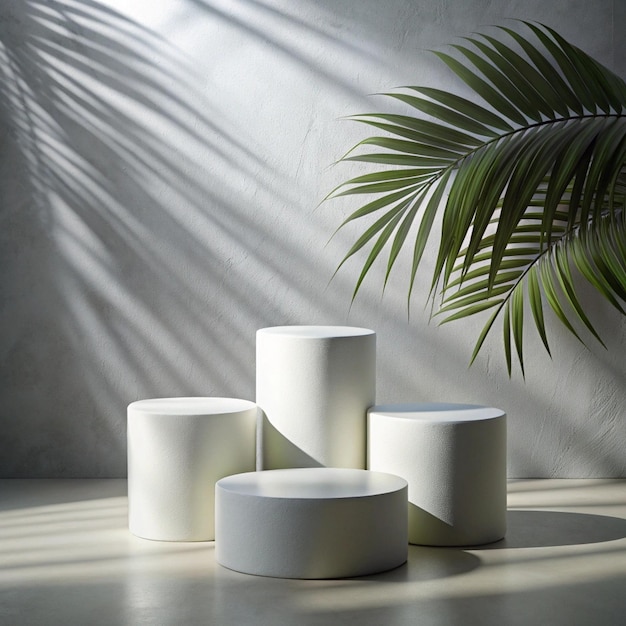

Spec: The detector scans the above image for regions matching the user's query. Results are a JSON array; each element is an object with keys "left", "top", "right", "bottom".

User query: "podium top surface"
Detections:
[
  {"left": 368, "top": 403, "right": 505, "bottom": 424},
  {"left": 128, "top": 397, "right": 256, "bottom": 416},
  {"left": 257, "top": 326, "right": 375, "bottom": 339},
  {"left": 217, "top": 468, "right": 407, "bottom": 499}
]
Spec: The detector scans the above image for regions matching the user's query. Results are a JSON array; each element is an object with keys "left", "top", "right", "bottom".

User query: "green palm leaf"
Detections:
[{"left": 327, "top": 22, "right": 626, "bottom": 373}]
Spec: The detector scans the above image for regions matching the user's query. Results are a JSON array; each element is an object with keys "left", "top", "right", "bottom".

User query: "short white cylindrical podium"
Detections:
[
  {"left": 257, "top": 326, "right": 376, "bottom": 469},
  {"left": 368, "top": 403, "right": 506, "bottom": 546},
  {"left": 215, "top": 468, "right": 408, "bottom": 579},
  {"left": 127, "top": 397, "right": 257, "bottom": 541}
]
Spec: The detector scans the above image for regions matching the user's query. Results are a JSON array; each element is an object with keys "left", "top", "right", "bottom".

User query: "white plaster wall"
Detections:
[{"left": 0, "top": 0, "right": 624, "bottom": 477}]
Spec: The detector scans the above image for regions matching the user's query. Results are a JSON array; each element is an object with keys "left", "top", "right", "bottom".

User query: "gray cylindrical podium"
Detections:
[
  {"left": 215, "top": 468, "right": 408, "bottom": 578},
  {"left": 368, "top": 403, "right": 507, "bottom": 546},
  {"left": 256, "top": 326, "right": 376, "bottom": 470}
]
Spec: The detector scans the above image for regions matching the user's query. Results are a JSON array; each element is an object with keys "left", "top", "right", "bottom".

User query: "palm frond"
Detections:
[{"left": 327, "top": 21, "right": 626, "bottom": 373}]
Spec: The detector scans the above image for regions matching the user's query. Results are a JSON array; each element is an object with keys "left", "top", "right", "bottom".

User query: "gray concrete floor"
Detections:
[{"left": 1, "top": 479, "right": 626, "bottom": 625}]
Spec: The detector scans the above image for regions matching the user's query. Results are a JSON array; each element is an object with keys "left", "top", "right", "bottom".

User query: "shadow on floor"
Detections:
[
  {"left": 350, "top": 545, "right": 481, "bottom": 583},
  {"left": 484, "top": 509, "right": 626, "bottom": 549},
  {"left": 0, "top": 479, "right": 127, "bottom": 511}
]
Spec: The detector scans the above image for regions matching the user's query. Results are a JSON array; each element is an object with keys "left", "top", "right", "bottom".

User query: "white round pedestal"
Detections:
[
  {"left": 127, "top": 397, "right": 257, "bottom": 541},
  {"left": 368, "top": 403, "right": 506, "bottom": 546},
  {"left": 215, "top": 468, "right": 408, "bottom": 579},
  {"left": 256, "top": 326, "right": 376, "bottom": 469}
]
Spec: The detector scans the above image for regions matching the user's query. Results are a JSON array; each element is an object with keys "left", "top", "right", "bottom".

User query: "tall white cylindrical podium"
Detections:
[
  {"left": 256, "top": 326, "right": 376, "bottom": 469},
  {"left": 368, "top": 403, "right": 507, "bottom": 546},
  {"left": 127, "top": 397, "right": 257, "bottom": 541}
]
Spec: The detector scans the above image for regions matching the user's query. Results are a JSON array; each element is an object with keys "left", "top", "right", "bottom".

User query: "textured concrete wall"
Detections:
[{"left": 0, "top": 0, "right": 624, "bottom": 477}]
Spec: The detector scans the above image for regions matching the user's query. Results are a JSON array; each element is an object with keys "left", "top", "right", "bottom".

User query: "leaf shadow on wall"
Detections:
[{"left": 0, "top": 0, "right": 359, "bottom": 475}]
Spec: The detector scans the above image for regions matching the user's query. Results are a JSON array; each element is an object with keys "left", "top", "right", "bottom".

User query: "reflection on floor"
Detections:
[{"left": 1, "top": 479, "right": 625, "bottom": 625}]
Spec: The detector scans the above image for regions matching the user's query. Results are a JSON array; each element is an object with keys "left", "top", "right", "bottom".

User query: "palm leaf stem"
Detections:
[{"left": 338, "top": 114, "right": 626, "bottom": 227}]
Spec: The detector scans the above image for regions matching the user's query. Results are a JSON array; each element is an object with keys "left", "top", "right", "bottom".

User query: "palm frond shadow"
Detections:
[{"left": 0, "top": 0, "right": 347, "bottom": 474}]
